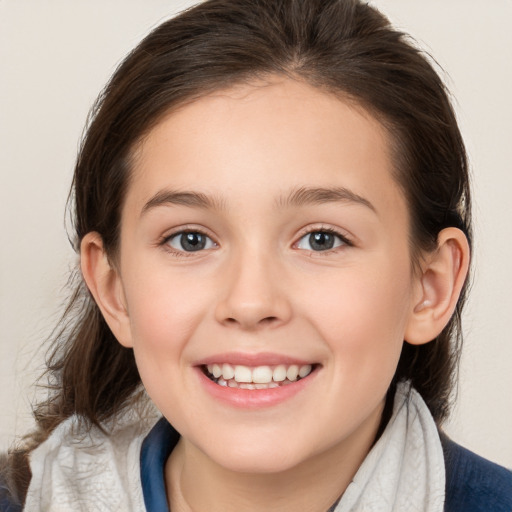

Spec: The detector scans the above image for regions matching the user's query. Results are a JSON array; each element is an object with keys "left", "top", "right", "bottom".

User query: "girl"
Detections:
[{"left": 1, "top": 0, "right": 511, "bottom": 510}]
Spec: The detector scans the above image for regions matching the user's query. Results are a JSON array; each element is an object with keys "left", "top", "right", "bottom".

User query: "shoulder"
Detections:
[
  {"left": 0, "top": 453, "right": 23, "bottom": 512},
  {"left": 440, "top": 432, "right": 512, "bottom": 512},
  {"left": 24, "top": 409, "right": 159, "bottom": 511}
]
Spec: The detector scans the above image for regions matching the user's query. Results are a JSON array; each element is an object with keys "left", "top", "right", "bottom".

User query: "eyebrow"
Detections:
[
  {"left": 276, "top": 186, "right": 377, "bottom": 213},
  {"left": 141, "top": 189, "right": 226, "bottom": 215},
  {"left": 141, "top": 185, "right": 376, "bottom": 216}
]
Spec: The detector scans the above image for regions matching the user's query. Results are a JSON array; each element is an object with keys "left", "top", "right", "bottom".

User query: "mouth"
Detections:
[{"left": 202, "top": 362, "right": 317, "bottom": 390}]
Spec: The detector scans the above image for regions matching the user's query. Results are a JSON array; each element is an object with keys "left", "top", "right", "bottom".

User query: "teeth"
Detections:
[
  {"left": 286, "top": 365, "right": 299, "bottom": 381},
  {"left": 273, "top": 365, "right": 287, "bottom": 382},
  {"left": 212, "top": 364, "right": 222, "bottom": 378},
  {"left": 234, "top": 365, "right": 252, "bottom": 383},
  {"left": 299, "top": 364, "right": 312, "bottom": 378},
  {"left": 222, "top": 363, "right": 235, "bottom": 380},
  {"left": 252, "top": 366, "right": 273, "bottom": 384},
  {"left": 223, "top": 379, "right": 291, "bottom": 390},
  {"left": 205, "top": 362, "right": 314, "bottom": 387}
]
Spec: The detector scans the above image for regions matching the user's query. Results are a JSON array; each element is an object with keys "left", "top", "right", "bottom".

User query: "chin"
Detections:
[
  {"left": 216, "top": 451, "right": 303, "bottom": 474},
  {"left": 200, "top": 433, "right": 314, "bottom": 474}
]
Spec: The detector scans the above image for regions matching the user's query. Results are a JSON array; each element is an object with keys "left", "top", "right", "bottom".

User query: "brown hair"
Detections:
[{"left": 6, "top": 0, "right": 471, "bottom": 504}]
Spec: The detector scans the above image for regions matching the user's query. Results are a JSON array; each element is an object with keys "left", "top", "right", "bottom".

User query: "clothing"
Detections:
[
  {"left": 2, "top": 384, "right": 510, "bottom": 511},
  {"left": 0, "top": 460, "right": 21, "bottom": 512},
  {"left": 331, "top": 383, "right": 445, "bottom": 511},
  {"left": 23, "top": 408, "right": 159, "bottom": 512},
  {"left": 441, "top": 431, "right": 512, "bottom": 512}
]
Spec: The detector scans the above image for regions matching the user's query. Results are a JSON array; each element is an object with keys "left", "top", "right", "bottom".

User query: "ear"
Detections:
[
  {"left": 404, "top": 227, "right": 470, "bottom": 345},
  {"left": 80, "top": 232, "right": 134, "bottom": 348}
]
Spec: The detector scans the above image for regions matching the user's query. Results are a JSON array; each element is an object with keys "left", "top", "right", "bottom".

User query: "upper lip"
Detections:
[{"left": 194, "top": 352, "right": 315, "bottom": 367}]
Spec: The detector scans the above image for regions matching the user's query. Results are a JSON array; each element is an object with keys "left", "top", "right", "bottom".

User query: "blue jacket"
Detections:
[{"left": 440, "top": 432, "right": 512, "bottom": 511}]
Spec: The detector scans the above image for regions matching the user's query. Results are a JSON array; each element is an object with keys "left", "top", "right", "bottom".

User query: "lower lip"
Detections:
[{"left": 196, "top": 367, "right": 317, "bottom": 409}]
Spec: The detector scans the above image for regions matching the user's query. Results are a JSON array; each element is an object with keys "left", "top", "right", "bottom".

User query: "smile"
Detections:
[{"left": 204, "top": 363, "right": 314, "bottom": 390}]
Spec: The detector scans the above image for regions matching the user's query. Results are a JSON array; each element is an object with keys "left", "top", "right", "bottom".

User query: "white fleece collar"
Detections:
[{"left": 333, "top": 382, "right": 445, "bottom": 512}]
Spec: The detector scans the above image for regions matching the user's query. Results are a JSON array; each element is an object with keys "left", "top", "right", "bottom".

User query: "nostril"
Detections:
[
  {"left": 224, "top": 316, "right": 278, "bottom": 326},
  {"left": 260, "top": 316, "right": 278, "bottom": 324}
]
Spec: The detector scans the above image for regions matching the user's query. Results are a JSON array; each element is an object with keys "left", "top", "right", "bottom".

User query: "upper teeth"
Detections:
[{"left": 206, "top": 363, "right": 313, "bottom": 384}]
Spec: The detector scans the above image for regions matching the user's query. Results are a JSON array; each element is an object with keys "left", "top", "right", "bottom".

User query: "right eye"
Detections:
[{"left": 166, "top": 231, "right": 216, "bottom": 252}]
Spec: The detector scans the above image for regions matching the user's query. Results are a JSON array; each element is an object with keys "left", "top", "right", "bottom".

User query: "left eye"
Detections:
[
  {"left": 296, "top": 231, "right": 346, "bottom": 252},
  {"left": 167, "top": 231, "right": 215, "bottom": 252}
]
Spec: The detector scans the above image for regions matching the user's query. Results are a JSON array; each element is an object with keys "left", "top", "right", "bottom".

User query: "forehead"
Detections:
[{"left": 126, "top": 77, "right": 405, "bottom": 219}]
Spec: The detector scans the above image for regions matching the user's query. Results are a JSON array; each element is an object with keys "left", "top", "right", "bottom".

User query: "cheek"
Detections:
[
  {"left": 304, "top": 270, "right": 412, "bottom": 427},
  {"left": 121, "top": 266, "right": 211, "bottom": 368},
  {"left": 121, "top": 273, "right": 211, "bottom": 416},
  {"left": 299, "top": 259, "right": 413, "bottom": 371}
]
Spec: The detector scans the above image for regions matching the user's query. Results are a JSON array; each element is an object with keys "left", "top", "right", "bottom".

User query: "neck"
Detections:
[{"left": 165, "top": 403, "right": 384, "bottom": 512}]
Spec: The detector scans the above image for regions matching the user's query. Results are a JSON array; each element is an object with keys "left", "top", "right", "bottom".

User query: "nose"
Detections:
[{"left": 214, "top": 251, "right": 292, "bottom": 330}]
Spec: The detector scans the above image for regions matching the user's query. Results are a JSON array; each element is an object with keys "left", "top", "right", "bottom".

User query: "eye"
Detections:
[
  {"left": 296, "top": 230, "right": 348, "bottom": 252},
  {"left": 166, "top": 231, "right": 216, "bottom": 252}
]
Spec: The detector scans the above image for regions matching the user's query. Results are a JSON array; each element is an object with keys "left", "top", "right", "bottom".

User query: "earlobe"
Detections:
[
  {"left": 405, "top": 227, "right": 470, "bottom": 345},
  {"left": 80, "top": 232, "right": 134, "bottom": 348}
]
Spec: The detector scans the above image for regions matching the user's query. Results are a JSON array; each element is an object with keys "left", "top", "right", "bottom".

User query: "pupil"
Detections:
[
  {"left": 181, "top": 232, "right": 206, "bottom": 251},
  {"left": 309, "top": 232, "right": 334, "bottom": 251}
]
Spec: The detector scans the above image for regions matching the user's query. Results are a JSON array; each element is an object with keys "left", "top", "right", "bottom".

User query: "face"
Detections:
[{"left": 115, "top": 77, "right": 420, "bottom": 473}]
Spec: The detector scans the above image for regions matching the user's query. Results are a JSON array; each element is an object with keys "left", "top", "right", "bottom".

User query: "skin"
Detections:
[{"left": 82, "top": 76, "right": 470, "bottom": 512}]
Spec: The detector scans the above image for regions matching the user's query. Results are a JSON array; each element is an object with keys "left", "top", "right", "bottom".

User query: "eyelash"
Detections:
[
  {"left": 158, "top": 225, "right": 353, "bottom": 258},
  {"left": 159, "top": 227, "right": 217, "bottom": 258},
  {"left": 294, "top": 226, "right": 353, "bottom": 255}
]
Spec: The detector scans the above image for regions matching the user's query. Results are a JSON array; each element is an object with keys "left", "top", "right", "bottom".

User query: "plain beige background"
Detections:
[{"left": 1, "top": 0, "right": 511, "bottom": 467}]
